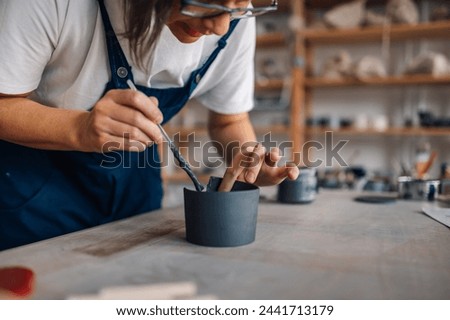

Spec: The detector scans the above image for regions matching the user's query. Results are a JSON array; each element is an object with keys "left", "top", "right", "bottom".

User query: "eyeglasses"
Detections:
[{"left": 180, "top": 0, "right": 278, "bottom": 20}]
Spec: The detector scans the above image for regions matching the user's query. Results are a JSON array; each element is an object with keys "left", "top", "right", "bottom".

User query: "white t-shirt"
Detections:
[{"left": 0, "top": 0, "right": 255, "bottom": 114}]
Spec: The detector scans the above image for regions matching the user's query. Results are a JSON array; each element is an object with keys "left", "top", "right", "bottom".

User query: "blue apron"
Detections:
[{"left": 0, "top": 0, "right": 239, "bottom": 251}]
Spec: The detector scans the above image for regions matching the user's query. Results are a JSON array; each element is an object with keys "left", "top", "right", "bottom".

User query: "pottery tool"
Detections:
[{"left": 126, "top": 80, "right": 205, "bottom": 192}]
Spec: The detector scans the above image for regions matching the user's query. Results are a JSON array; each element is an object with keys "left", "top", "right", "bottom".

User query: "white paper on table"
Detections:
[
  {"left": 422, "top": 206, "right": 450, "bottom": 228},
  {"left": 68, "top": 281, "right": 205, "bottom": 300}
]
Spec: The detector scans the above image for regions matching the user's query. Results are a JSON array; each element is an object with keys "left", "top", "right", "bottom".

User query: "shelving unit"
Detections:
[
  {"left": 256, "top": 33, "right": 286, "bottom": 47},
  {"left": 301, "top": 20, "right": 450, "bottom": 43},
  {"left": 253, "top": 0, "right": 294, "bottom": 115},
  {"left": 305, "top": 75, "right": 450, "bottom": 88},
  {"left": 308, "top": 127, "right": 450, "bottom": 137},
  {"left": 291, "top": 0, "right": 450, "bottom": 157}
]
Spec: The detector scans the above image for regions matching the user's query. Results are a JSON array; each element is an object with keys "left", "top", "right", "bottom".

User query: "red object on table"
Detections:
[{"left": 0, "top": 267, "right": 35, "bottom": 297}]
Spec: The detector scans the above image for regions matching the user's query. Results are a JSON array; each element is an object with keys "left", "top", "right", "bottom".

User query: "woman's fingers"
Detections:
[
  {"left": 100, "top": 134, "right": 146, "bottom": 153},
  {"left": 264, "top": 147, "right": 281, "bottom": 167},
  {"left": 106, "top": 103, "right": 163, "bottom": 145},
  {"left": 217, "top": 143, "right": 302, "bottom": 191},
  {"left": 242, "top": 143, "right": 265, "bottom": 184},
  {"left": 286, "top": 162, "right": 300, "bottom": 180},
  {"left": 106, "top": 89, "right": 163, "bottom": 124},
  {"left": 252, "top": 161, "right": 300, "bottom": 186},
  {"left": 102, "top": 118, "right": 159, "bottom": 152},
  {"left": 218, "top": 143, "right": 265, "bottom": 192},
  {"left": 83, "top": 89, "right": 164, "bottom": 152},
  {"left": 219, "top": 167, "right": 245, "bottom": 192}
]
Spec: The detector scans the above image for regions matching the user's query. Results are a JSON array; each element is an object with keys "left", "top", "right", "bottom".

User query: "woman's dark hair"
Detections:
[{"left": 122, "top": 0, "right": 174, "bottom": 66}]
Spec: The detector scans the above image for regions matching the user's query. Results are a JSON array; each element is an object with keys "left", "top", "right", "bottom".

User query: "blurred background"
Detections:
[{"left": 162, "top": 0, "right": 450, "bottom": 206}]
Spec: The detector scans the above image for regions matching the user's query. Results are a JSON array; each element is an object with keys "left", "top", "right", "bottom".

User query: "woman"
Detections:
[{"left": 0, "top": 0, "right": 298, "bottom": 250}]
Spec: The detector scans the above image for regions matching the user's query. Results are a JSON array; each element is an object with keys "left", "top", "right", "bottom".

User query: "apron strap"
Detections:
[
  {"left": 196, "top": 19, "right": 240, "bottom": 79},
  {"left": 97, "top": 0, "right": 134, "bottom": 85}
]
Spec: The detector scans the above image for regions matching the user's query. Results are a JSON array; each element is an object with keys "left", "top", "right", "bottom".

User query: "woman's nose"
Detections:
[{"left": 202, "top": 13, "right": 230, "bottom": 36}]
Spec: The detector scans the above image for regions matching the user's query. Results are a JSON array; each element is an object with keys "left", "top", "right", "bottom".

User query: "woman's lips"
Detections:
[{"left": 183, "top": 24, "right": 203, "bottom": 37}]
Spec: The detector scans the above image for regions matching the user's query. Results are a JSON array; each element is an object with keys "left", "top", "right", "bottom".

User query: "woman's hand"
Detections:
[
  {"left": 77, "top": 89, "right": 163, "bottom": 153},
  {"left": 218, "top": 143, "right": 300, "bottom": 192}
]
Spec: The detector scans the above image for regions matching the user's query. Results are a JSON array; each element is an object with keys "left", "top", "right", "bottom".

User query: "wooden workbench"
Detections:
[{"left": 1, "top": 190, "right": 449, "bottom": 299}]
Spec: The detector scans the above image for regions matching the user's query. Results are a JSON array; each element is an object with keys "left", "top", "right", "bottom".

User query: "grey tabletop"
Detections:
[{"left": 1, "top": 190, "right": 449, "bottom": 299}]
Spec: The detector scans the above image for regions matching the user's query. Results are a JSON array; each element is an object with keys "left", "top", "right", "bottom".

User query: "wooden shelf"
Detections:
[
  {"left": 256, "top": 32, "right": 286, "bottom": 47},
  {"left": 308, "top": 127, "right": 450, "bottom": 137},
  {"left": 301, "top": 21, "right": 450, "bottom": 44},
  {"left": 255, "top": 78, "right": 285, "bottom": 91},
  {"left": 305, "top": 0, "right": 389, "bottom": 9},
  {"left": 163, "top": 124, "right": 288, "bottom": 137},
  {"left": 305, "top": 75, "right": 450, "bottom": 88}
]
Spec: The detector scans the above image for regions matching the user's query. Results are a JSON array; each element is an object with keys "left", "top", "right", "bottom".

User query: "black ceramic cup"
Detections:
[
  {"left": 184, "top": 177, "right": 260, "bottom": 247},
  {"left": 277, "top": 167, "right": 317, "bottom": 204}
]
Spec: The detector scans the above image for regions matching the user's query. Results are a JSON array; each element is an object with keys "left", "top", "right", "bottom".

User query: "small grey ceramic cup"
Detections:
[
  {"left": 278, "top": 167, "right": 317, "bottom": 204},
  {"left": 184, "top": 177, "right": 260, "bottom": 247}
]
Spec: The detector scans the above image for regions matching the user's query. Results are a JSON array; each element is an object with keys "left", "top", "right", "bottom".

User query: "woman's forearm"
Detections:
[
  {"left": 1, "top": 89, "right": 165, "bottom": 153},
  {"left": 0, "top": 97, "right": 86, "bottom": 150},
  {"left": 208, "top": 111, "right": 257, "bottom": 165}
]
